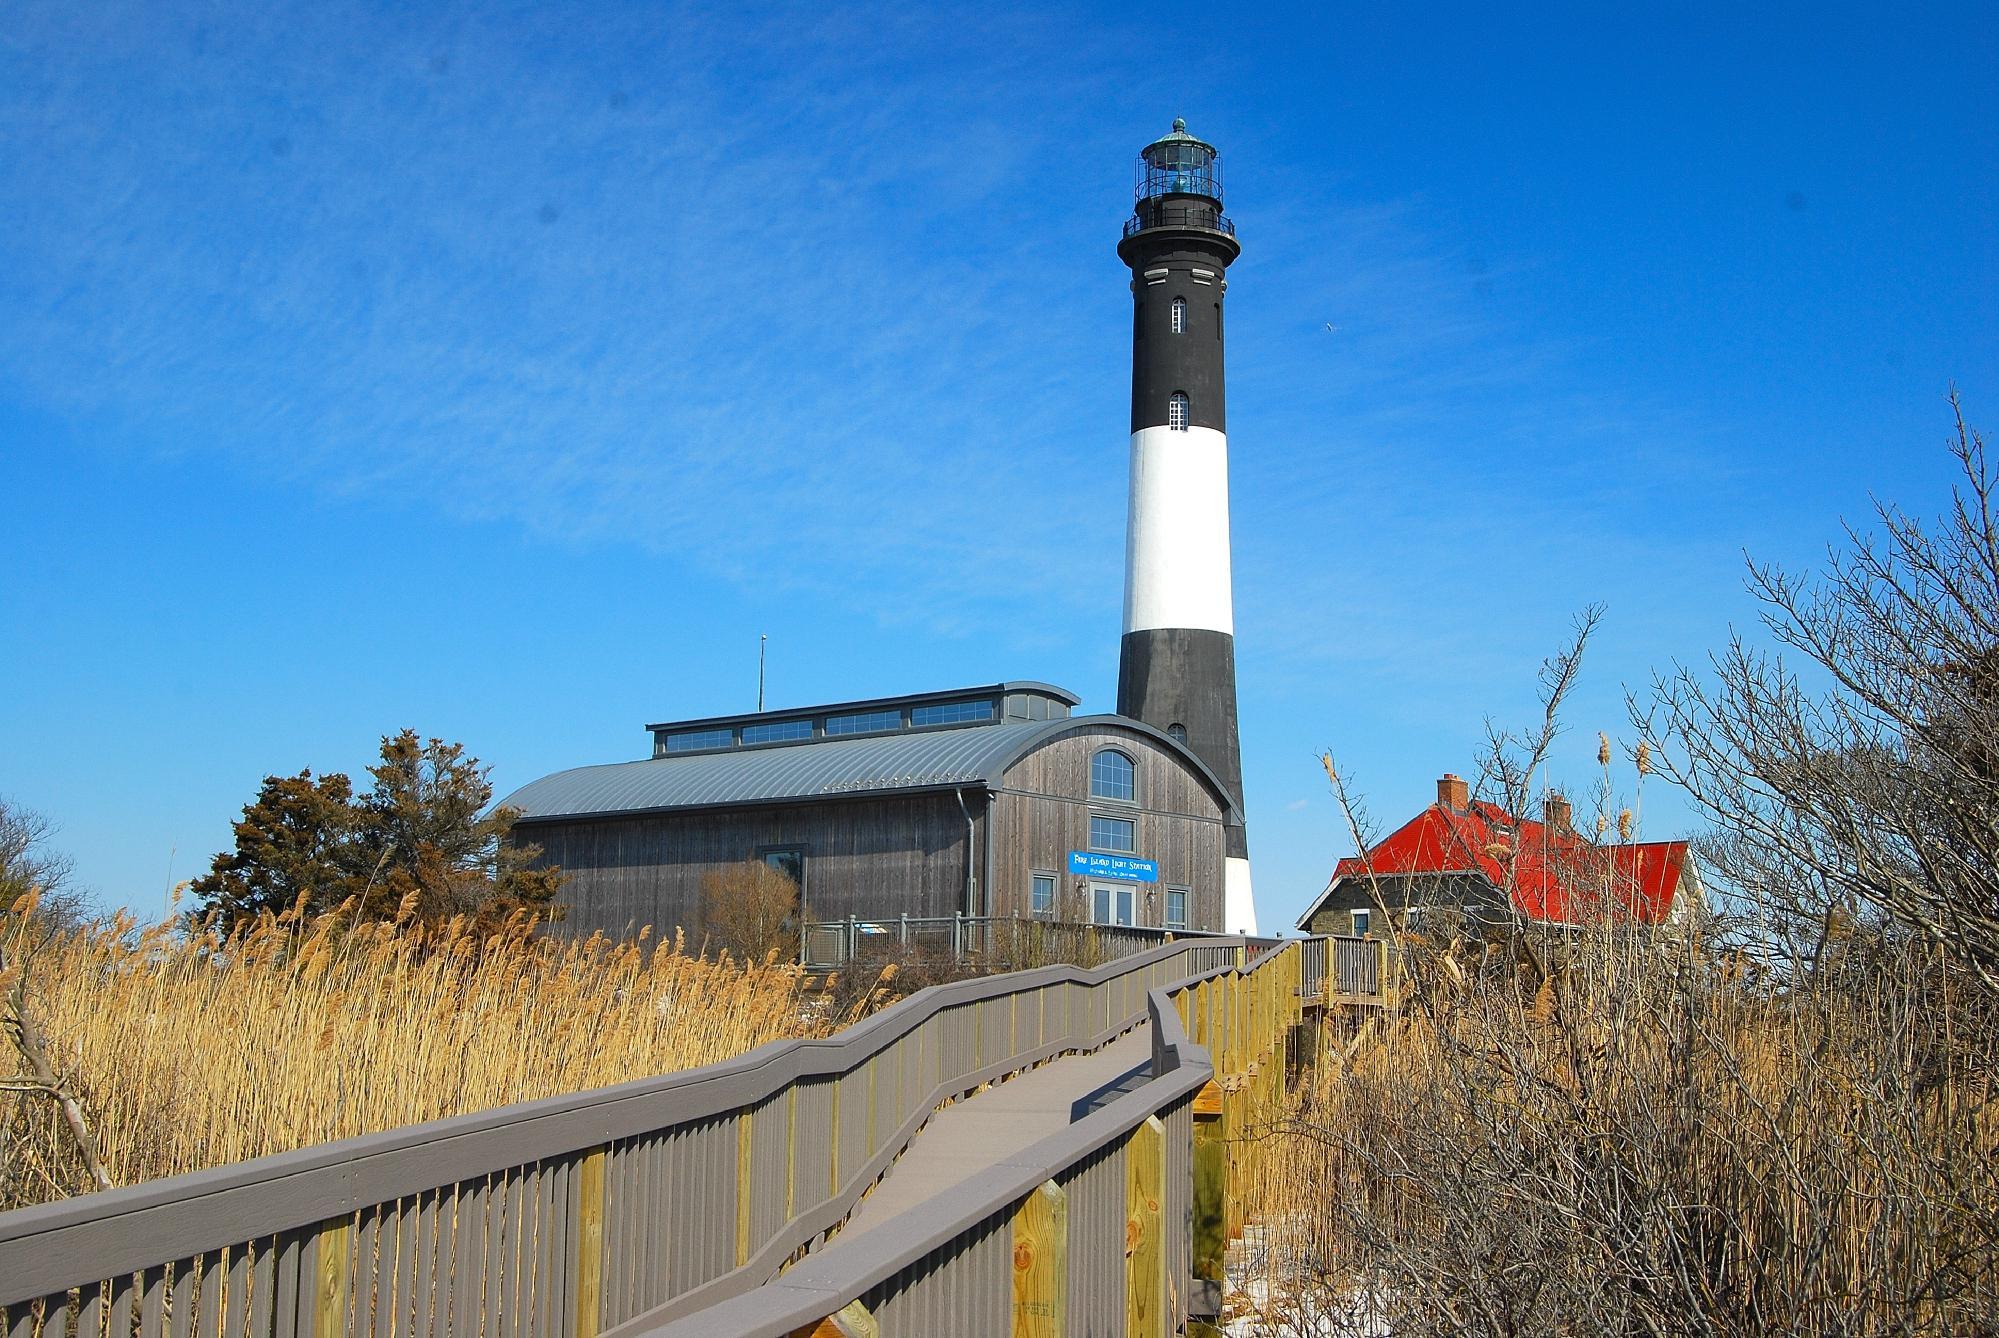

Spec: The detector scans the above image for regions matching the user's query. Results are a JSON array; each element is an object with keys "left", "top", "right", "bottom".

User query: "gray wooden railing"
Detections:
[
  {"left": 0, "top": 937, "right": 1273, "bottom": 1338},
  {"left": 628, "top": 935, "right": 1320, "bottom": 1336},
  {"left": 798, "top": 913, "right": 1237, "bottom": 971}
]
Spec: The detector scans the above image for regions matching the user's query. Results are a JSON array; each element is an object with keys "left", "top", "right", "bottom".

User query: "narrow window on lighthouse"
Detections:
[
  {"left": 1171, "top": 297, "right": 1186, "bottom": 334},
  {"left": 1168, "top": 392, "right": 1189, "bottom": 431}
]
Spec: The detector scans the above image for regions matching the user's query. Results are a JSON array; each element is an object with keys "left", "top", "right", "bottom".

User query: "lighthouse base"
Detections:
[{"left": 1225, "top": 856, "right": 1258, "bottom": 936}]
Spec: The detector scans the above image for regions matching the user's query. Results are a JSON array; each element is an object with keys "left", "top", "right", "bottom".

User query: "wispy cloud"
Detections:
[
  {"left": 0, "top": 0, "right": 1737, "bottom": 671},
  {"left": 0, "top": 2, "right": 1153, "bottom": 630}
]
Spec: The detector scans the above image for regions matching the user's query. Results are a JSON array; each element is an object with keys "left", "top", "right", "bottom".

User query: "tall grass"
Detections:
[
  {"left": 2, "top": 897, "right": 837, "bottom": 1212},
  {"left": 1232, "top": 923, "right": 1999, "bottom": 1336}
]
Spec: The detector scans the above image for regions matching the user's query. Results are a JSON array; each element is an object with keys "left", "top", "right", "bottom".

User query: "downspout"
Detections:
[{"left": 954, "top": 786, "right": 979, "bottom": 920}]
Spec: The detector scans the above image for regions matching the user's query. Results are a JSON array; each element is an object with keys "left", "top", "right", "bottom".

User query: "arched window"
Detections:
[
  {"left": 1166, "top": 723, "right": 1188, "bottom": 744},
  {"left": 1168, "top": 392, "right": 1189, "bottom": 431},
  {"left": 1171, "top": 297, "right": 1186, "bottom": 334},
  {"left": 1091, "top": 748, "right": 1136, "bottom": 802}
]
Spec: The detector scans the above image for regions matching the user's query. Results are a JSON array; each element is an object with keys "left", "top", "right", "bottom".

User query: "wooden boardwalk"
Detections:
[
  {"left": 841, "top": 1025, "right": 1155, "bottom": 1237},
  {"left": 0, "top": 935, "right": 1390, "bottom": 1338}
]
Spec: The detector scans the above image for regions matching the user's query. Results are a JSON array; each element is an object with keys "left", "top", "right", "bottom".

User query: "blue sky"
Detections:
[{"left": 3, "top": 1, "right": 1994, "bottom": 930}]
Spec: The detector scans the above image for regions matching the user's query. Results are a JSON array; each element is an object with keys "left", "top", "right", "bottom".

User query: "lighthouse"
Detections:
[{"left": 1116, "top": 119, "right": 1258, "bottom": 935}]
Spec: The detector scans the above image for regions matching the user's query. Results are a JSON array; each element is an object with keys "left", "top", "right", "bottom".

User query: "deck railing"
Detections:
[
  {"left": 0, "top": 937, "right": 1259, "bottom": 1338},
  {"left": 798, "top": 913, "right": 1235, "bottom": 971},
  {"left": 634, "top": 935, "right": 1315, "bottom": 1335}
]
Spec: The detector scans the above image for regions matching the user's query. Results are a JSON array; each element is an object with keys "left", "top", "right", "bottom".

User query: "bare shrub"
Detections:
[
  {"left": 699, "top": 859, "right": 802, "bottom": 963},
  {"left": 1256, "top": 406, "right": 1999, "bottom": 1334},
  {"left": 1643, "top": 393, "right": 1999, "bottom": 992},
  {"left": 1243, "top": 922, "right": 1998, "bottom": 1336}
]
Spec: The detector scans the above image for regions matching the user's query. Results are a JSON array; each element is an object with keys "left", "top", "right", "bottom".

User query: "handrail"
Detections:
[
  {"left": 799, "top": 912, "right": 1232, "bottom": 969},
  {"left": 624, "top": 940, "right": 1315, "bottom": 1337},
  {"left": 0, "top": 937, "right": 1247, "bottom": 1335}
]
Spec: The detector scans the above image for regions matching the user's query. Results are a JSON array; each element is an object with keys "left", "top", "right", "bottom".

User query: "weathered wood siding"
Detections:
[
  {"left": 991, "top": 725, "right": 1228, "bottom": 931},
  {"left": 522, "top": 792, "right": 978, "bottom": 941}
]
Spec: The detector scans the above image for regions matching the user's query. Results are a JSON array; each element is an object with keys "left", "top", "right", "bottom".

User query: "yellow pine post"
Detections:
[
  {"left": 314, "top": 1216, "right": 351, "bottom": 1338},
  {"left": 1011, "top": 1180, "right": 1068, "bottom": 1338},
  {"left": 1191, "top": 1083, "right": 1227, "bottom": 1301},
  {"left": 787, "top": 1300, "right": 879, "bottom": 1338},
  {"left": 1125, "top": 1117, "right": 1165, "bottom": 1338}
]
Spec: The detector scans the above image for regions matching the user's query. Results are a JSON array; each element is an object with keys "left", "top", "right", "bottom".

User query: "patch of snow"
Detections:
[{"left": 1218, "top": 1216, "right": 1392, "bottom": 1338}]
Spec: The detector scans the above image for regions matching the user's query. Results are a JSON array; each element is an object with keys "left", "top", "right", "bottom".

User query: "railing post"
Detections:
[
  {"left": 574, "top": 1146, "right": 607, "bottom": 1338},
  {"left": 1191, "top": 1082, "right": 1227, "bottom": 1322},
  {"left": 1010, "top": 1179, "right": 1068, "bottom": 1337},
  {"left": 953, "top": 911, "right": 964, "bottom": 957},
  {"left": 899, "top": 912, "right": 909, "bottom": 946},
  {"left": 312, "top": 1216, "right": 350, "bottom": 1338},
  {"left": 1125, "top": 1115, "right": 1165, "bottom": 1338},
  {"left": 847, "top": 914, "right": 858, "bottom": 964},
  {"left": 736, "top": 1110, "right": 754, "bottom": 1266}
]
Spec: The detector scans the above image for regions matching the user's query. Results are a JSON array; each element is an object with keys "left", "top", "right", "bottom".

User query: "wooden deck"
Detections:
[{"left": 842, "top": 1026, "right": 1156, "bottom": 1236}]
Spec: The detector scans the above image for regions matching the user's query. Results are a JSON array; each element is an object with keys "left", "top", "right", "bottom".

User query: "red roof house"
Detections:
[{"left": 1296, "top": 773, "right": 1700, "bottom": 936}]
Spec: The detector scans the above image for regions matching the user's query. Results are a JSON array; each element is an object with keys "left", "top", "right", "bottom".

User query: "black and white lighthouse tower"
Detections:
[{"left": 1116, "top": 119, "right": 1258, "bottom": 934}]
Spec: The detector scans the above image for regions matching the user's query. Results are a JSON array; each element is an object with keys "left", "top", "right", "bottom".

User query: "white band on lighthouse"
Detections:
[
  {"left": 1123, "top": 424, "right": 1235, "bottom": 636},
  {"left": 1225, "top": 857, "right": 1258, "bottom": 936}
]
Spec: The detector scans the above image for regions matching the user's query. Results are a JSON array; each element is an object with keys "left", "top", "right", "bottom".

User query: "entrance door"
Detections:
[{"left": 1091, "top": 881, "right": 1138, "bottom": 927}]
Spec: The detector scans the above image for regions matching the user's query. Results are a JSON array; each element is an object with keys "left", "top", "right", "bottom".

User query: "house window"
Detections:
[
  {"left": 1092, "top": 882, "right": 1137, "bottom": 926},
  {"left": 665, "top": 728, "right": 734, "bottom": 752},
  {"left": 759, "top": 847, "right": 806, "bottom": 897},
  {"left": 1166, "top": 723, "right": 1188, "bottom": 744},
  {"left": 741, "top": 719, "right": 812, "bottom": 744},
  {"left": 910, "top": 699, "right": 995, "bottom": 727},
  {"left": 1090, "top": 815, "right": 1136, "bottom": 853},
  {"left": 1351, "top": 908, "right": 1371, "bottom": 937},
  {"left": 1165, "top": 887, "right": 1188, "bottom": 930},
  {"left": 1168, "top": 392, "right": 1189, "bottom": 431},
  {"left": 825, "top": 709, "right": 900, "bottom": 736},
  {"left": 1171, "top": 297, "right": 1186, "bottom": 334},
  {"left": 1090, "top": 749, "right": 1136, "bottom": 802},
  {"left": 1031, "top": 873, "right": 1056, "bottom": 918}
]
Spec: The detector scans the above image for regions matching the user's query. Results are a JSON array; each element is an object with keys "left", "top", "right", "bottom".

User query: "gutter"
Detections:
[{"left": 954, "top": 786, "right": 980, "bottom": 919}]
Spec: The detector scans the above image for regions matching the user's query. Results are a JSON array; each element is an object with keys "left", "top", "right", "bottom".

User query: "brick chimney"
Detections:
[
  {"left": 1437, "top": 773, "right": 1469, "bottom": 811},
  {"left": 1544, "top": 793, "right": 1573, "bottom": 832}
]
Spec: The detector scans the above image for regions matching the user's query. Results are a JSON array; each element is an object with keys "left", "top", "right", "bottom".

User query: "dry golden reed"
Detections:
[{"left": 3, "top": 899, "right": 835, "bottom": 1211}]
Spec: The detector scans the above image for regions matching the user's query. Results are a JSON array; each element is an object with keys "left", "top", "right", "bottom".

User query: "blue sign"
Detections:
[{"left": 1068, "top": 850, "right": 1158, "bottom": 882}]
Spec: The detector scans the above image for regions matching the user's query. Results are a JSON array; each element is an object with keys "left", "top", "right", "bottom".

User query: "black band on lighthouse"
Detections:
[{"left": 1117, "top": 627, "right": 1249, "bottom": 859}]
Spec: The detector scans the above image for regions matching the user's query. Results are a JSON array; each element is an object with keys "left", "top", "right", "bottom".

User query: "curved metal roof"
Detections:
[{"left": 499, "top": 715, "right": 1241, "bottom": 824}]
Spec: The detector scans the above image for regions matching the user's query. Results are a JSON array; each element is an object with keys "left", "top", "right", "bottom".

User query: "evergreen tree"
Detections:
[
  {"left": 188, "top": 770, "right": 362, "bottom": 921},
  {"left": 351, "top": 730, "right": 563, "bottom": 928},
  {"left": 193, "top": 734, "right": 563, "bottom": 931}
]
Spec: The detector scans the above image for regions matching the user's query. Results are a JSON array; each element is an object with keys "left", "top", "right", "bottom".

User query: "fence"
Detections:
[
  {"left": 0, "top": 936, "right": 1284, "bottom": 1338},
  {"left": 798, "top": 914, "right": 1233, "bottom": 971}
]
